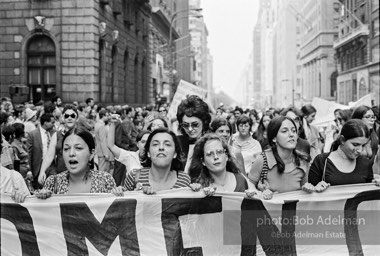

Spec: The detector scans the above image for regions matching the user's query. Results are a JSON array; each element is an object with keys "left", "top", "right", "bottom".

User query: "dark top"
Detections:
[
  {"left": 308, "top": 153, "right": 373, "bottom": 186},
  {"left": 55, "top": 131, "right": 66, "bottom": 174},
  {"left": 233, "top": 172, "right": 248, "bottom": 192},
  {"left": 296, "top": 138, "right": 311, "bottom": 155}
]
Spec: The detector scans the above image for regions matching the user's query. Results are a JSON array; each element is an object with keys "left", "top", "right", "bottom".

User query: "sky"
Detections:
[{"left": 201, "top": 0, "right": 260, "bottom": 104}]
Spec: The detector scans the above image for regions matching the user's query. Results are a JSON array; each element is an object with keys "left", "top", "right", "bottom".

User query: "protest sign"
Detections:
[
  {"left": 1, "top": 184, "right": 380, "bottom": 256},
  {"left": 167, "top": 80, "right": 209, "bottom": 119}
]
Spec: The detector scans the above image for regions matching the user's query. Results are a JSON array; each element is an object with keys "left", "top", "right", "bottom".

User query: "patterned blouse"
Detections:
[
  {"left": 124, "top": 168, "right": 191, "bottom": 191},
  {"left": 43, "top": 170, "right": 116, "bottom": 194}
]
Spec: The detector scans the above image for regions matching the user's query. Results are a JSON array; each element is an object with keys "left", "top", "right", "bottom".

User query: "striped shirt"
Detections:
[{"left": 124, "top": 168, "right": 191, "bottom": 191}]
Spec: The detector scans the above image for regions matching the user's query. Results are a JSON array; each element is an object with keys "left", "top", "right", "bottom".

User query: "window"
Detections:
[
  {"left": 330, "top": 71, "right": 337, "bottom": 97},
  {"left": 124, "top": 50, "right": 129, "bottom": 102},
  {"left": 359, "top": 78, "right": 367, "bottom": 98},
  {"left": 27, "top": 35, "right": 56, "bottom": 103},
  {"left": 99, "top": 40, "right": 105, "bottom": 102},
  {"left": 111, "top": 46, "right": 117, "bottom": 102},
  {"left": 134, "top": 55, "right": 139, "bottom": 103}
]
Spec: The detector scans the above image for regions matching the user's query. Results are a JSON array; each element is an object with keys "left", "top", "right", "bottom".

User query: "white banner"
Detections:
[
  {"left": 167, "top": 80, "right": 208, "bottom": 119},
  {"left": 1, "top": 184, "right": 380, "bottom": 256}
]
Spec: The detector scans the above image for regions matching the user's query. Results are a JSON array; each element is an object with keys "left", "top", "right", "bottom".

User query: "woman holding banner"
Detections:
[
  {"left": 247, "top": 116, "right": 311, "bottom": 200},
  {"left": 112, "top": 128, "right": 191, "bottom": 195},
  {"left": 188, "top": 133, "right": 251, "bottom": 194},
  {"left": 36, "top": 127, "right": 116, "bottom": 198},
  {"left": 210, "top": 117, "right": 245, "bottom": 174},
  {"left": 38, "top": 104, "right": 79, "bottom": 185},
  {"left": 308, "top": 119, "right": 373, "bottom": 190}
]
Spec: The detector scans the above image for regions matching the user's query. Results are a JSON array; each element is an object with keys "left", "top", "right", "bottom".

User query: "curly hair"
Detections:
[
  {"left": 188, "top": 133, "right": 240, "bottom": 186},
  {"left": 176, "top": 95, "right": 211, "bottom": 136}
]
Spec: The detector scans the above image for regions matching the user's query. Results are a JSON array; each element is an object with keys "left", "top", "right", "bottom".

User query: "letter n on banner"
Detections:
[
  {"left": 161, "top": 197, "right": 223, "bottom": 256},
  {"left": 240, "top": 198, "right": 298, "bottom": 256},
  {"left": 344, "top": 190, "right": 380, "bottom": 256},
  {"left": 1, "top": 203, "right": 40, "bottom": 256},
  {"left": 60, "top": 199, "right": 139, "bottom": 256}
]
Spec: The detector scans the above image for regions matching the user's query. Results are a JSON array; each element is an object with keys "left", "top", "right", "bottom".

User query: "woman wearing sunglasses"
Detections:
[
  {"left": 351, "top": 105, "right": 379, "bottom": 162},
  {"left": 176, "top": 95, "right": 212, "bottom": 173},
  {"left": 37, "top": 104, "right": 78, "bottom": 185},
  {"left": 189, "top": 133, "right": 252, "bottom": 194}
]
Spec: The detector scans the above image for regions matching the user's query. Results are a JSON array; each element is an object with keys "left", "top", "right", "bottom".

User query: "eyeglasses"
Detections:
[
  {"left": 238, "top": 123, "right": 250, "bottom": 129},
  {"left": 205, "top": 149, "right": 226, "bottom": 158},
  {"left": 181, "top": 122, "right": 201, "bottom": 130},
  {"left": 363, "top": 115, "right": 376, "bottom": 120},
  {"left": 158, "top": 109, "right": 166, "bottom": 113},
  {"left": 64, "top": 113, "right": 77, "bottom": 119}
]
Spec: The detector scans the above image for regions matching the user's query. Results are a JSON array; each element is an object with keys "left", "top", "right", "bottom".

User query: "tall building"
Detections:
[
  {"left": 150, "top": 0, "right": 180, "bottom": 105},
  {"left": 1, "top": 0, "right": 151, "bottom": 105},
  {"left": 240, "top": 53, "right": 254, "bottom": 108},
  {"left": 189, "top": 0, "right": 212, "bottom": 91},
  {"left": 252, "top": 0, "right": 274, "bottom": 109},
  {"left": 272, "top": 0, "right": 303, "bottom": 108},
  {"left": 299, "top": 0, "right": 340, "bottom": 104},
  {"left": 333, "top": 0, "right": 380, "bottom": 105}
]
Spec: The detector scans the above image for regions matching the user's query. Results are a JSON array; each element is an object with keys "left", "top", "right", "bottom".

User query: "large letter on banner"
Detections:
[
  {"left": 241, "top": 198, "right": 298, "bottom": 256},
  {"left": 60, "top": 198, "right": 138, "bottom": 256},
  {"left": 344, "top": 190, "right": 380, "bottom": 256},
  {"left": 1, "top": 203, "right": 40, "bottom": 256},
  {"left": 161, "top": 197, "right": 223, "bottom": 256}
]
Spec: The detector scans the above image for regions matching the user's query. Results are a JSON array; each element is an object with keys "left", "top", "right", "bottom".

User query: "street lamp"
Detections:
[{"left": 168, "top": 8, "right": 202, "bottom": 99}]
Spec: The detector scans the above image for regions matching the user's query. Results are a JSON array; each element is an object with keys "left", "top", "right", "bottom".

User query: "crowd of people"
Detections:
[{"left": 1, "top": 95, "right": 379, "bottom": 203}]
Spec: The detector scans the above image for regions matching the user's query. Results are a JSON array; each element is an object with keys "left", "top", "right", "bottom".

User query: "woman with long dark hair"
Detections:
[
  {"left": 308, "top": 119, "right": 373, "bottom": 189},
  {"left": 351, "top": 105, "right": 378, "bottom": 162},
  {"left": 301, "top": 104, "right": 324, "bottom": 160},
  {"left": 37, "top": 127, "right": 116, "bottom": 198},
  {"left": 252, "top": 113, "right": 273, "bottom": 150},
  {"left": 247, "top": 116, "right": 311, "bottom": 199}
]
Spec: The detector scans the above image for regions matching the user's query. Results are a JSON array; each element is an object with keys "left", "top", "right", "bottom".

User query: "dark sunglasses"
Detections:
[
  {"left": 64, "top": 113, "right": 77, "bottom": 119},
  {"left": 181, "top": 122, "right": 201, "bottom": 130}
]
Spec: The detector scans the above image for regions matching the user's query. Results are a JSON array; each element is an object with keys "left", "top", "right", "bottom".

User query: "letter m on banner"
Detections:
[{"left": 60, "top": 199, "right": 139, "bottom": 256}]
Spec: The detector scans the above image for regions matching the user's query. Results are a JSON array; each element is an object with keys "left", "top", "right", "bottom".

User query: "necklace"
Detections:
[{"left": 336, "top": 146, "right": 350, "bottom": 160}]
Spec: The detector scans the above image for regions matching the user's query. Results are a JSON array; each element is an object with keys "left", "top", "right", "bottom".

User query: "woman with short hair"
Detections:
[{"left": 112, "top": 128, "right": 190, "bottom": 195}]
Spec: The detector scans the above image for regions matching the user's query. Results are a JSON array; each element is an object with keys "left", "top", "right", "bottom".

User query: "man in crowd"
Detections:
[
  {"left": 26, "top": 113, "right": 55, "bottom": 189},
  {"left": 94, "top": 109, "right": 113, "bottom": 173}
]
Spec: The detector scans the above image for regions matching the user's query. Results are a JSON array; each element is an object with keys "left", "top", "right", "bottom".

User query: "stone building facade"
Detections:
[
  {"left": 0, "top": 0, "right": 151, "bottom": 105},
  {"left": 334, "top": 0, "right": 380, "bottom": 105}
]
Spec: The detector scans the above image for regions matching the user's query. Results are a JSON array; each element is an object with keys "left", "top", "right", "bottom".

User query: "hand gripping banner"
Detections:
[{"left": 1, "top": 184, "right": 380, "bottom": 256}]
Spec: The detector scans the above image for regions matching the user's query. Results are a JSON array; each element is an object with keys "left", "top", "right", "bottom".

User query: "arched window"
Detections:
[
  {"left": 111, "top": 46, "right": 117, "bottom": 103},
  {"left": 27, "top": 35, "right": 56, "bottom": 103},
  {"left": 330, "top": 71, "right": 338, "bottom": 97},
  {"left": 124, "top": 50, "right": 129, "bottom": 102}
]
